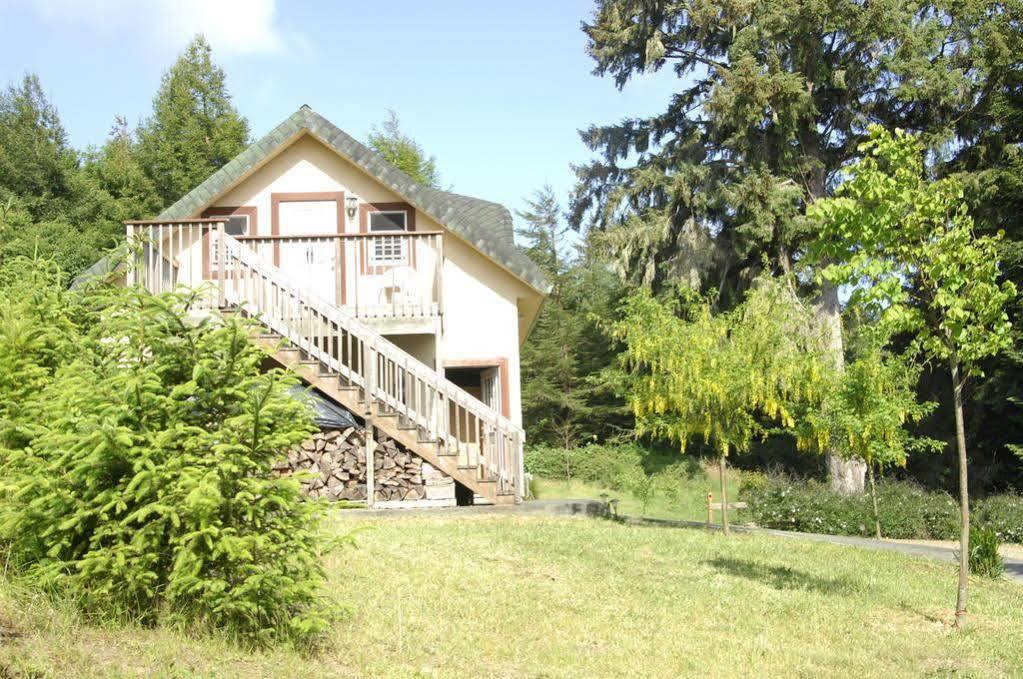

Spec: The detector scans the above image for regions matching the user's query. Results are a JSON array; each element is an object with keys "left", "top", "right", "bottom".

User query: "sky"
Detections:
[{"left": 0, "top": 0, "right": 677, "bottom": 225}]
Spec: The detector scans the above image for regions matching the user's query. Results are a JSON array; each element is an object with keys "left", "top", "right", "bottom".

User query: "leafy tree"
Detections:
[
  {"left": 610, "top": 276, "right": 828, "bottom": 534},
  {"left": 0, "top": 259, "right": 337, "bottom": 646},
  {"left": 799, "top": 331, "right": 942, "bottom": 539},
  {"left": 138, "top": 35, "right": 250, "bottom": 206},
  {"left": 367, "top": 110, "right": 441, "bottom": 188},
  {"left": 571, "top": 0, "right": 1021, "bottom": 492},
  {"left": 809, "top": 126, "right": 1016, "bottom": 628}
]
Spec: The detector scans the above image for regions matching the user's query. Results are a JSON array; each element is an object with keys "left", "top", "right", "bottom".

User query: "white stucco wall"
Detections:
[{"left": 200, "top": 133, "right": 538, "bottom": 426}]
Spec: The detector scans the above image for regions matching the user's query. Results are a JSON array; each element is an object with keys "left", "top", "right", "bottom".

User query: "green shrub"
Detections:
[
  {"left": 741, "top": 474, "right": 960, "bottom": 539},
  {"left": 0, "top": 265, "right": 338, "bottom": 647},
  {"left": 975, "top": 494, "right": 1023, "bottom": 544},
  {"left": 524, "top": 442, "right": 695, "bottom": 493},
  {"left": 968, "top": 527, "right": 1004, "bottom": 578}
]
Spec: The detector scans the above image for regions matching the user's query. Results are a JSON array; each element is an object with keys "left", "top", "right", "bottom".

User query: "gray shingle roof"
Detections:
[{"left": 159, "top": 105, "right": 549, "bottom": 294}]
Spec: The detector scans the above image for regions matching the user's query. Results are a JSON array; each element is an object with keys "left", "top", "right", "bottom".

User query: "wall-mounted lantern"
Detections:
[{"left": 345, "top": 195, "right": 359, "bottom": 221}]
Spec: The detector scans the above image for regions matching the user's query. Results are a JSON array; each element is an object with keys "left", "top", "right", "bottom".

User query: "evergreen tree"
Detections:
[
  {"left": 82, "top": 116, "right": 162, "bottom": 222},
  {"left": 138, "top": 35, "right": 250, "bottom": 206},
  {"left": 0, "top": 74, "right": 77, "bottom": 220},
  {"left": 518, "top": 187, "right": 630, "bottom": 446},
  {"left": 367, "top": 110, "right": 441, "bottom": 188},
  {"left": 570, "top": 0, "right": 1021, "bottom": 493}
]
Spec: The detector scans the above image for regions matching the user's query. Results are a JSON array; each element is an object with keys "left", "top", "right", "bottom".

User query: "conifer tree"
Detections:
[
  {"left": 367, "top": 110, "right": 441, "bottom": 188},
  {"left": 138, "top": 35, "right": 250, "bottom": 206}
]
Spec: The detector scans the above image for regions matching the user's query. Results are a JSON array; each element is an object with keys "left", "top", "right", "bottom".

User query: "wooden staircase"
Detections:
[{"left": 128, "top": 222, "right": 525, "bottom": 505}]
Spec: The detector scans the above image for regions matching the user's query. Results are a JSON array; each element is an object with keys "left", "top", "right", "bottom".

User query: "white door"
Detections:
[
  {"left": 481, "top": 367, "right": 501, "bottom": 415},
  {"left": 278, "top": 200, "right": 338, "bottom": 304}
]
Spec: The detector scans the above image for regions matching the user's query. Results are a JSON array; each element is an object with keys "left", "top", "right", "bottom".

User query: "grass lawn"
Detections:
[
  {"left": 531, "top": 463, "right": 743, "bottom": 524},
  {"left": 2, "top": 513, "right": 1022, "bottom": 678}
]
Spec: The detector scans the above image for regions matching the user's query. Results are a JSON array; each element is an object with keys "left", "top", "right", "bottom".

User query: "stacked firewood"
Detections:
[{"left": 274, "top": 427, "right": 433, "bottom": 502}]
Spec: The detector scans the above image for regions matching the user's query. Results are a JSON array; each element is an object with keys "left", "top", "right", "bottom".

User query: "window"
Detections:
[
  {"left": 369, "top": 211, "right": 407, "bottom": 232},
  {"left": 225, "top": 214, "right": 250, "bottom": 236},
  {"left": 368, "top": 211, "right": 409, "bottom": 266}
]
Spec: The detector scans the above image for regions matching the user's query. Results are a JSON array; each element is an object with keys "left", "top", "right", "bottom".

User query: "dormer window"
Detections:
[
  {"left": 369, "top": 211, "right": 408, "bottom": 232},
  {"left": 224, "top": 214, "right": 250, "bottom": 236}
]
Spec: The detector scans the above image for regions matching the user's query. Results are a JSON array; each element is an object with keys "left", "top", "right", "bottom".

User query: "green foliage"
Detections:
[
  {"left": 0, "top": 74, "right": 77, "bottom": 220},
  {"left": 742, "top": 474, "right": 961, "bottom": 540},
  {"left": 0, "top": 259, "right": 336, "bottom": 646},
  {"left": 974, "top": 494, "right": 1023, "bottom": 544},
  {"left": 524, "top": 442, "right": 693, "bottom": 493},
  {"left": 968, "top": 527, "right": 1004, "bottom": 578},
  {"left": 138, "top": 35, "right": 250, "bottom": 206},
  {"left": 810, "top": 127, "right": 1016, "bottom": 373},
  {"left": 799, "top": 336, "right": 941, "bottom": 465},
  {"left": 518, "top": 188, "right": 631, "bottom": 446},
  {"left": 610, "top": 276, "right": 827, "bottom": 458},
  {"left": 572, "top": 0, "right": 1019, "bottom": 302},
  {"left": 367, "top": 110, "right": 440, "bottom": 188}
]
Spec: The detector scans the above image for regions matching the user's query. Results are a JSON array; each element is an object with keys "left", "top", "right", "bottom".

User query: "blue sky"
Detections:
[{"left": 0, "top": 0, "right": 675, "bottom": 224}]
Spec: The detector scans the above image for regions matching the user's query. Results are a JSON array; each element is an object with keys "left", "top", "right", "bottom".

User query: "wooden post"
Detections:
[
  {"left": 706, "top": 492, "right": 713, "bottom": 528},
  {"left": 217, "top": 220, "right": 226, "bottom": 308},
  {"left": 125, "top": 223, "right": 136, "bottom": 287},
  {"left": 365, "top": 345, "right": 377, "bottom": 507}
]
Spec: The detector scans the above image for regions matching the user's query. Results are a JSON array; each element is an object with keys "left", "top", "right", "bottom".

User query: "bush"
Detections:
[
  {"left": 524, "top": 442, "right": 694, "bottom": 493},
  {"left": 741, "top": 473, "right": 960, "bottom": 539},
  {"left": 969, "top": 527, "right": 1004, "bottom": 578},
  {"left": 0, "top": 265, "right": 337, "bottom": 647},
  {"left": 975, "top": 494, "right": 1023, "bottom": 544}
]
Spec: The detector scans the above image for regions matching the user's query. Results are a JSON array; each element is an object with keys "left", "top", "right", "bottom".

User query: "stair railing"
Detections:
[{"left": 127, "top": 221, "right": 524, "bottom": 498}]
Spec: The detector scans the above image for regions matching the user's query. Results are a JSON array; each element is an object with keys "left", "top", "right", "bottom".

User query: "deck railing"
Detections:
[
  {"left": 125, "top": 220, "right": 525, "bottom": 499},
  {"left": 124, "top": 221, "right": 443, "bottom": 320}
]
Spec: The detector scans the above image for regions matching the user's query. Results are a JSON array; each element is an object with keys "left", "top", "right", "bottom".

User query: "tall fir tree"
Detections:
[
  {"left": 138, "top": 35, "right": 249, "bottom": 206},
  {"left": 571, "top": 0, "right": 1022, "bottom": 492},
  {"left": 0, "top": 74, "right": 78, "bottom": 220}
]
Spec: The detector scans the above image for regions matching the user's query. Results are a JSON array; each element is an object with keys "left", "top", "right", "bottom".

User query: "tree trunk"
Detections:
[
  {"left": 867, "top": 463, "right": 881, "bottom": 540},
  {"left": 951, "top": 360, "right": 970, "bottom": 629},
  {"left": 719, "top": 455, "right": 730, "bottom": 536},
  {"left": 816, "top": 280, "right": 866, "bottom": 494}
]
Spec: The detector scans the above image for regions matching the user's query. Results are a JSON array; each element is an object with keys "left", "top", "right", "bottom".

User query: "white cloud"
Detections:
[{"left": 17, "top": 0, "right": 290, "bottom": 56}]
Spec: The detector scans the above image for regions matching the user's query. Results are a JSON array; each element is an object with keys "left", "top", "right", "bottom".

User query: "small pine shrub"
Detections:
[
  {"left": 974, "top": 494, "right": 1023, "bottom": 544},
  {"left": 968, "top": 527, "right": 1004, "bottom": 578},
  {"left": 0, "top": 267, "right": 339, "bottom": 647}
]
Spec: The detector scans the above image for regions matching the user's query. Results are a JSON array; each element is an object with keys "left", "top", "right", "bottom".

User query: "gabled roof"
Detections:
[{"left": 159, "top": 105, "right": 548, "bottom": 294}]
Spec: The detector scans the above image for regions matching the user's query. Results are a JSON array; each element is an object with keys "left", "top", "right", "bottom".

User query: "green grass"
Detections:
[
  {"left": 2, "top": 513, "right": 1022, "bottom": 677},
  {"left": 532, "top": 464, "right": 743, "bottom": 524}
]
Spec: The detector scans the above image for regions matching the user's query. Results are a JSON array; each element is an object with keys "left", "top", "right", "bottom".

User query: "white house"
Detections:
[{"left": 89, "top": 106, "right": 548, "bottom": 506}]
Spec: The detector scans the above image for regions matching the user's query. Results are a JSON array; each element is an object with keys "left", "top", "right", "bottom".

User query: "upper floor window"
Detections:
[
  {"left": 369, "top": 211, "right": 408, "bottom": 232},
  {"left": 225, "top": 214, "right": 250, "bottom": 236}
]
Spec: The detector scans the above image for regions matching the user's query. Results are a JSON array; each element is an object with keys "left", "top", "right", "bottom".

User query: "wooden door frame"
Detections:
[{"left": 442, "top": 358, "right": 510, "bottom": 419}]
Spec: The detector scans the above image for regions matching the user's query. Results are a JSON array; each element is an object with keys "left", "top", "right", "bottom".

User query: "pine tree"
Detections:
[
  {"left": 367, "top": 110, "right": 441, "bottom": 188},
  {"left": 138, "top": 35, "right": 250, "bottom": 206}
]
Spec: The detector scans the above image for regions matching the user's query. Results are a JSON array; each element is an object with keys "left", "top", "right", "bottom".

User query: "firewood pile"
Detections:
[{"left": 274, "top": 427, "right": 450, "bottom": 502}]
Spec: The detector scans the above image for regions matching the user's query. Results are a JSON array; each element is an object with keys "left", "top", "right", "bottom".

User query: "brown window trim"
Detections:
[
  {"left": 358, "top": 201, "right": 416, "bottom": 274},
  {"left": 200, "top": 205, "right": 258, "bottom": 279},
  {"left": 443, "top": 358, "right": 510, "bottom": 419}
]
